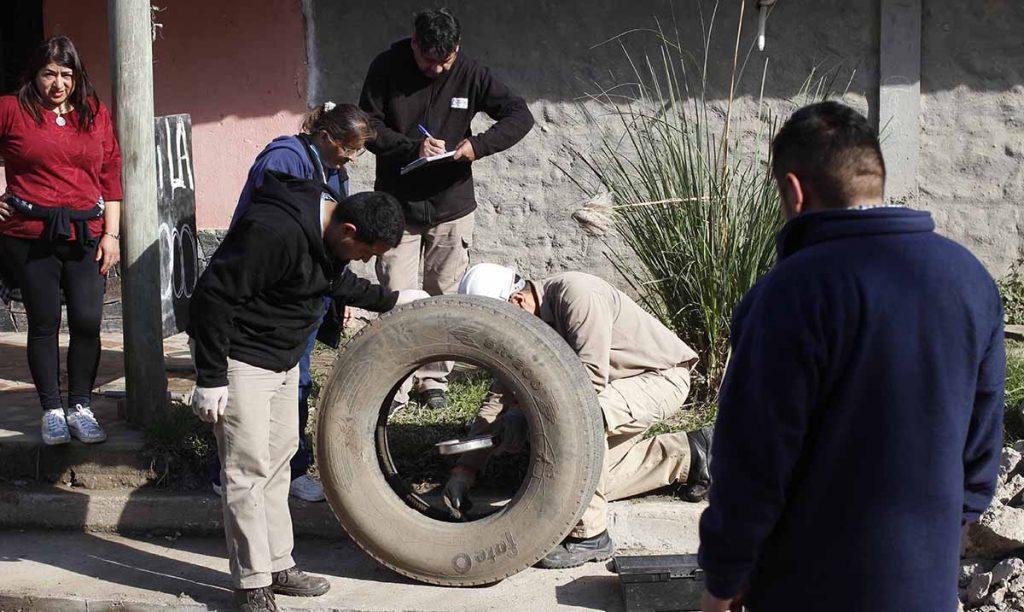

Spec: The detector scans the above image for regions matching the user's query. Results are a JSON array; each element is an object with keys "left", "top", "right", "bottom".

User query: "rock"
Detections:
[
  {"left": 969, "top": 572, "right": 994, "bottom": 606},
  {"left": 1008, "top": 574, "right": 1024, "bottom": 596},
  {"left": 997, "top": 474, "right": 1024, "bottom": 506},
  {"left": 1001, "top": 447, "right": 1023, "bottom": 480},
  {"left": 966, "top": 505, "right": 1024, "bottom": 558},
  {"left": 992, "top": 557, "right": 1024, "bottom": 586},
  {"left": 963, "top": 561, "right": 986, "bottom": 587},
  {"left": 987, "top": 585, "right": 1007, "bottom": 606}
]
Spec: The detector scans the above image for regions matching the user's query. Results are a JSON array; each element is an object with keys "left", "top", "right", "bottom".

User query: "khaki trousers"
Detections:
[
  {"left": 573, "top": 366, "right": 693, "bottom": 538},
  {"left": 215, "top": 358, "right": 300, "bottom": 589},
  {"left": 376, "top": 213, "right": 474, "bottom": 397}
]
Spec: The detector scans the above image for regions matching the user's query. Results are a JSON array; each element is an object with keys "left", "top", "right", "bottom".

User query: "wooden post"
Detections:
[{"left": 108, "top": 0, "right": 167, "bottom": 424}]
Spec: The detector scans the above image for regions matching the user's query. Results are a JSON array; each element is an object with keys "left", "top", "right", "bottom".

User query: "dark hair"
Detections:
[
  {"left": 413, "top": 8, "right": 461, "bottom": 57},
  {"left": 302, "top": 102, "right": 376, "bottom": 149},
  {"left": 771, "top": 101, "right": 886, "bottom": 207},
  {"left": 17, "top": 36, "right": 98, "bottom": 131},
  {"left": 331, "top": 191, "right": 405, "bottom": 248}
]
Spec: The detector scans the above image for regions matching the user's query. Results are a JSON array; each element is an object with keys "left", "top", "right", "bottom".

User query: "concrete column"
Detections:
[
  {"left": 108, "top": 0, "right": 168, "bottom": 424},
  {"left": 878, "top": 0, "right": 922, "bottom": 204}
]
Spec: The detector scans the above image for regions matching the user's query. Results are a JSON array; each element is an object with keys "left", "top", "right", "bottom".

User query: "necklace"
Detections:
[{"left": 53, "top": 104, "right": 68, "bottom": 127}]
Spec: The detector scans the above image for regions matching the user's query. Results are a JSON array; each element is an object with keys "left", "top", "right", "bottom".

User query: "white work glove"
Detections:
[
  {"left": 395, "top": 289, "right": 430, "bottom": 306},
  {"left": 191, "top": 385, "right": 229, "bottom": 424},
  {"left": 494, "top": 409, "right": 529, "bottom": 455},
  {"left": 443, "top": 468, "right": 475, "bottom": 520}
]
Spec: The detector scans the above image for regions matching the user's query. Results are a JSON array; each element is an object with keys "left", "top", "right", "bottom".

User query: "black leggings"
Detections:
[{"left": 2, "top": 236, "right": 106, "bottom": 411}]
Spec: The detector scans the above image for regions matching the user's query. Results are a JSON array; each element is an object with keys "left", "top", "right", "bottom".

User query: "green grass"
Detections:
[
  {"left": 999, "top": 258, "right": 1024, "bottom": 326},
  {"left": 1005, "top": 341, "right": 1024, "bottom": 445},
  {"left": 384, "top": 368, "right": 500, "bottom": 486}
]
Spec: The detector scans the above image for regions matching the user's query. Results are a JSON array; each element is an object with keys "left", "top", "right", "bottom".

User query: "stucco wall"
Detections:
[
  {"left": 310, "top": 0, "right": 1022, "bottom": 280},
  {"left": 918, "top": 1, "right": 1024, "bottom": 274},
  {"left": 40, "top": 0, "right": 309, "bottom": 229}
]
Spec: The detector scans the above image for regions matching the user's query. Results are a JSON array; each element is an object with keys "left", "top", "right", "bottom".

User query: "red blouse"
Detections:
[{"left": 0, "top": 95, "right": 123, "bottom": 241}]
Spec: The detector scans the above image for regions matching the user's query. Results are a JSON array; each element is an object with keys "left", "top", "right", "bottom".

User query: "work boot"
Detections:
[
  {"left": 537, "top": 531, "right": 615, "bottom": 569},
  {"left": 421, "top": 388, "right": 449, "bottom": 410},
  {"left": 271, "top": 567, "right": 330, "bottom": 597},
  {"left": 680, "top": 424, "right": 714, "bottom": 502},
  {"left": 235, "top": 586, "right": 278, "bottom": 611}
]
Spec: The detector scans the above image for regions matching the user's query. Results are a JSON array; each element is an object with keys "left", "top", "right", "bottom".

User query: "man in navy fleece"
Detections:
[{"left": 698, "top": 102, "right": 1005, "bottom": 612}]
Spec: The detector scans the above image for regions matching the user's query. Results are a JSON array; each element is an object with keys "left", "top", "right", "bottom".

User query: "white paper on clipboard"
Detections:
[{"left": 400, "top": 150, "right": 457, "bottom": 175}]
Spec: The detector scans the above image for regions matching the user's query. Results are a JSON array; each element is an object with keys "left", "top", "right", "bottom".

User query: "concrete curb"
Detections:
[
  {"left": 1008, "top": 325, "right": 1024, "bottom": 342},
  {"left": 0, "top": 485, "right": 340, "bottom": 539},
  {"left": 0, "top": 594, "right": 208, "bottom": 611},
  {"left": 0, "top": 485, "right": 704, "bottom": 553}
]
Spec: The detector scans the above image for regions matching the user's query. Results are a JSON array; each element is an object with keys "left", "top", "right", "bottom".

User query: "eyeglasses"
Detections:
[{"left": 325, "top": 133, "right": 366, "bottom": 158}]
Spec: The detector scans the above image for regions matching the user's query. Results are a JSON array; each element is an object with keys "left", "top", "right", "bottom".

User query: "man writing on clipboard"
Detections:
[{"left": 359, "top": 7, "right": 534, "bottom": 410}]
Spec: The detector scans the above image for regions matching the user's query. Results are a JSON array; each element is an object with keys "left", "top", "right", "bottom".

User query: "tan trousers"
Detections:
[
  {"left": 376, "top": 212, "right": 474, "bottom": 396},
  {"left": 573, "top": 366, "right": 693, "bottom": 538},
  {"left": 215, "top": 358, "right": 300, "bottom": 589}
]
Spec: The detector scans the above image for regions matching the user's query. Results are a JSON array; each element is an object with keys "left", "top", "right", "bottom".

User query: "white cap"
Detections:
[{"left": 458, "top": 263, "right": 526, "bottom": 301}]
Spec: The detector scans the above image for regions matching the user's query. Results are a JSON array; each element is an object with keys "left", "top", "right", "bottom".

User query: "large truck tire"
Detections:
[{"left": 315, "top": 295, "right": 605, "bottom": 586}]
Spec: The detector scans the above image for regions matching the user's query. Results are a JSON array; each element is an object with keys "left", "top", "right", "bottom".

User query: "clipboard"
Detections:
[{"left": 400, "top": 150, "right": 457, "bottom": 175}]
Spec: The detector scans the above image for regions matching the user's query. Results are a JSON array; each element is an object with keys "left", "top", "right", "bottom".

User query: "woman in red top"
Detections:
[{"left": 0, "top": 36, "right": 122, "bottom": 445}]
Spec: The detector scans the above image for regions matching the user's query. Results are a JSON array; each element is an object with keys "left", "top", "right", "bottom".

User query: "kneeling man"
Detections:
[
  {"left": 449, "top": 264, "right": 711, "bottom": 568},
  {"left": 189, "top": 171, "right": 423, "bottom": 611}
]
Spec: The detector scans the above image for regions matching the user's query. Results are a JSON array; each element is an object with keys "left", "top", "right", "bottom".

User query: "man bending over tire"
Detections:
[
  {"left": 188, "top": 172, "right": 426, "bottom": 611},
  {"left": 451, "top": 264, "right": 713, "bottom": 569}
]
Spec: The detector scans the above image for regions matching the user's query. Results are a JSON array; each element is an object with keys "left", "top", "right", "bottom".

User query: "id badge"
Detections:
[{"left": 450, "top": 97, "right": 469, "bottom": 109}]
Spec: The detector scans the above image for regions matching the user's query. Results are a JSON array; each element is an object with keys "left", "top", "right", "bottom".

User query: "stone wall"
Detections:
[
  {"left": 307, "top": 0, "right": 1021, "bottom": 282},
  {"left": 5, "top": 1, "right": 1019, "bottom": 331}
]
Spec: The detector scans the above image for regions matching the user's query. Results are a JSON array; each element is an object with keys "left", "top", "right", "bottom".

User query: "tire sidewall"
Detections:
[{"left": 316, "top": 296, "right": 604, "bottom": 586}]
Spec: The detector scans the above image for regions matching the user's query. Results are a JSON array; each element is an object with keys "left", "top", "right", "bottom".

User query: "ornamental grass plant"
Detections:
[{"left": 565, "top": 6, "right": 850, "bottom": 409}]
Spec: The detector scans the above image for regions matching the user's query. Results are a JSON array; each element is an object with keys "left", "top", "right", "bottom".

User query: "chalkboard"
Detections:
[{"left": 155, "top": 114, "right": 198, "bottom": 338}]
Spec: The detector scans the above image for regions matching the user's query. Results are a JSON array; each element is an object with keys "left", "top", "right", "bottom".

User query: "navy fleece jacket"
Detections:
[{"left": 698, "top": 208, "right": 1005, "bottom": 611}]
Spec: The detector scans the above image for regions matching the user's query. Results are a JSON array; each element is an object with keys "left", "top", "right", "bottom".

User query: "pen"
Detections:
[{"left": 417, "top": 124, "right": 434, "bottom": 140}]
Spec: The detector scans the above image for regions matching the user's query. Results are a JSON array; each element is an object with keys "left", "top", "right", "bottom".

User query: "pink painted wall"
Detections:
[{"left": 39, "top": 0, "right": 309, "bottom": 229}]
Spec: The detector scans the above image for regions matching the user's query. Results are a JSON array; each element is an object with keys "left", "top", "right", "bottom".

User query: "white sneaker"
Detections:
[
  {"left": 290, "top": 474, "right": 325, "bottom": 502},
  {"left": 41, "top": 408, "right": 71, "bottom": 445},
  {"left": 66, "top": 404, "right": 107, "bottom": 444}
]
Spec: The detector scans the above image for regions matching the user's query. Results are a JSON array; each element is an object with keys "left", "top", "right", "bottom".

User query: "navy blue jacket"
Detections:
[
  {"left": 230, "top": 134, "right": 348, "bottom": 229},
  {"left": 698, "top": 208, "right": 1005, "bottom": 611}
]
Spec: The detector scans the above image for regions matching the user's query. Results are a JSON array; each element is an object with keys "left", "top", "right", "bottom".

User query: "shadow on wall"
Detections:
[
  {"left": 310, "top": 0, "right": 884, "bottom": 110},
  {"left": 310, "top": 0, "right": 1019, "bottom": 113}
]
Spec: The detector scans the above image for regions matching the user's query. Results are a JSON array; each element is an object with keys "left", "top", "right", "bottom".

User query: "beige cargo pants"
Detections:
[
  {"left": 375, "top": 212, "right": 473, "bottom": 398},
  {"left": 214, "top": 358, "right": 300, "bottom": 589},
  {"left": 572, "top": 365, "right": 693, "bottom": 538}
]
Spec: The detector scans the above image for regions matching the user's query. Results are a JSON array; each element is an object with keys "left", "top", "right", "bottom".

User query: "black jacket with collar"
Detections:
[
  {"left": 188, "top": 171, "right": 398, "bottom": 387},
  {"left": 359, "top": 38, "right": 534, "bottom": 227}
]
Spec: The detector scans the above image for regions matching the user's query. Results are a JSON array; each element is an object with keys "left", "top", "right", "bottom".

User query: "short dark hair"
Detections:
[
  {"left": 413, "top": 8, "right": 461, "bottom": 57},
  {"left": 771, "top": 101, "right": 886, "bottom": 207},
  {"left": 331, "top": 191, "right": 405, "bottom": 248},
  {"left": 18, "top": 35, "right": 98, "bottom": 131}
]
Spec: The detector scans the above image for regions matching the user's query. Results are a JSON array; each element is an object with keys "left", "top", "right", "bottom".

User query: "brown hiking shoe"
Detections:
[
  {"left": 235, "top": 586, "right": 278, "bottom": 611},
  {"left": 271, "top": 567, "right": 330, "bottom": 597}
]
